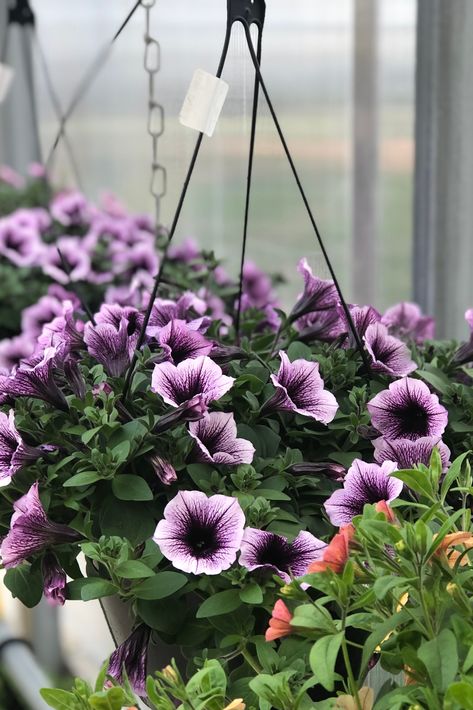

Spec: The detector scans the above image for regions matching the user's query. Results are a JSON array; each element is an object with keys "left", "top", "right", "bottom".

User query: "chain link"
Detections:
[{"left": 142, "top": 0, "right": 166, "bottom": 230}]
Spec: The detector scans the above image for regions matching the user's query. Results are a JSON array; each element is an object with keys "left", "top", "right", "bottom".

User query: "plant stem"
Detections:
[
  {"left": 341, "top": 635, "right": 363, "bottom": 710},
  {"left": 241, "top": 647, "right": 263, "bottom": 674}
]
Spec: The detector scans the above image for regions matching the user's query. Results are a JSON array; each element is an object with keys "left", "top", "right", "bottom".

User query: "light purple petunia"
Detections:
[
  {"left": 0, "top": 165, "right": 24, "bottom": 188},
  {"left": 337, "top": 304, "right": 381, "bottom": 348},
  {"left": 107, "top": 624, "right": 151, "bottom": 696},
  {"left": 167, "top": 237, "right": 200, "bottom": 263},
  {"left": 381, "top": 302, "right": 435, "bottom": 343},
  {"left": 4, "top": 346, "right": 68, "bottom": 411},
  {"left": 0, "top": 218, "right": 44, "bottom": 267},
  {"left": 0, "top": 482, "right": 80, "bottom": 568},
  {"left": 147, "top": 292, "right": 209, "bottom": 336},
  {"left": 37, "top": 300, "right": 84, "bottom": 353},
  {"left": 84, "top": 319, "right": 134, "bottom": 378},
  {"left": 296, "top": 308, "right": 344, "bottom": 344},
  {"left": 239, "top": 528, "right": 326, "bottom": 582},
  {"left": 188, "top": 412, "right": 255, "bottom": 466},
  {"left": 50, "top": 190, "right": 89, "bottom": 226},
  {"left": 157, "top": 319, "right": 213, "bottom": 364},
  {"left": 373, "top": 435, "right": 451, "bottom": 471},
  {"left": 153, "top": 490, "right": 245, "bottom": 575},
  {"left": 0, "top": 410, "right": 43, "bottom": 485},
  {"left": 12, "top": 207, "right": 50, "bottom": 232},
  {"left": 264, "top": 351, "right": 338, "bottom": 423},
  {"left": 42, "top": 237, "right": 91, "bottom": 284},
  {"left": 241, "top": 261, "right": 276, "bottom": 309},
  {"left": 367, "top": 377, "right": 448, "bottom": 441},
  {"left": 324, "top": 459, "right": 402, "bottom": 526},
  {"left": 42, "top": 553, "right": 67, "bottom": 606},
  {"left": 363, "top": 322, "right": 417, "bottom": 377},
  {"left": 290, "top": 258, "right": 339, "bottom": 322},
  {"left": 22, "top": 295, "right": 67, "bottom": 339},
  {"left": 151, "top": 355, "right": 234, "bottom": 409},
  {"left": 0, "top": 334, "right": 35, "bottom": 371}
]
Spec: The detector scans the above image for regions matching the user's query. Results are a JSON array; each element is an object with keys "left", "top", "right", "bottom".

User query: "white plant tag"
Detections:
[
  {"left": 0, "top": 64, "right": 14, "bottom": 103},
  {"left": 179, "top": 69, "right": 229, "bottom": 137}
]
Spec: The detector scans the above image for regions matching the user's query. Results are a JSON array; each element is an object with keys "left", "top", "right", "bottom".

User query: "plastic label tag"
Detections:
[
  {"left": 0, "top": 64, "right": 14, "bottom": 103},
  {"left": 179, "top": 69, "right": 229, "bottom": 137}
]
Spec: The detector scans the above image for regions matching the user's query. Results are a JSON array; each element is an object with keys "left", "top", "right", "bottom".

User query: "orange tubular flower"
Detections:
[
  {"left": 308, "top": 524, "right": 355, "bottom": 574},
  {"left": 375, "top": 499, "right": 397, "bottom": 524},
  {"left": 265, "top": 599, "right": 293, "bottom": 642},
  {"left": 433, "top": 531, "right": 473, "bottom": 568}
]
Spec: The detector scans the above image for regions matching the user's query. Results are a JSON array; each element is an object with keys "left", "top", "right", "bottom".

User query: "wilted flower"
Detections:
[
  {"left": 4, "top": 347, "right": 68, "bottom": 411},
  {"left": 189, "top": 412, "right": 255, "bottom": 466},
  {"left": 42, "top": 237, "right": 91, "bottom": 284},
  {"left": 153, "top": 490, "right": 245, "bottom": 574},
  {"left": 263, "top": 351, "right": 338, "bottom": 423},
  {"left": 289, "top": 258, "right": 338, "bottom": 322},
  {"left": 42, "top": 553, "right": 67, "bottom": 606},
  {"left": 151, "top": 355, "right": 234, "bottom": 409},
  {"left": 373, "top": 435, "right": 451, "bottom": 471},
  {"left": 150, "top": 455, "right": 177, "bottom": 485},
  {"left": 381, "top": 302, "right": 435, "bottom": 343},
  {"left": 0, "top": 482, "right": 80, "bottom": 568},
  {"left": 368, "top": 377, "right": 448, "bottom": 441},
  {"left": 363, "top": 323, "right": 417, "bottom": 377},
  {"left": 107, "top": 624, "right": 151, "bottom": 696},
  {"left": 0, "top": 410, "right": 43, "bottom": 485},
  {"left": 265, "top": 599, "right": 293, "bottom": 642},
  {"left": 239, "top": 528, "right": 326, "bottom": 582},
  {"left": 308, "top": 524, "right": 355, "bottom": 574},
  {"left": 324, "top": 459, "right": 402, "bottom": 526},
  {"left": 157, "top": 319, "right": 213, "bottom": 364}
]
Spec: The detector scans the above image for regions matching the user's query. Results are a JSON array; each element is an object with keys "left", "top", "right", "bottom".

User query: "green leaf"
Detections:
[
  {"left": 40, "top": 689, "right": 78, "bottom": 710},
  {"left": 63, "top": 471, "right": 101, "bottom": 487},
  {"left": 309, "top": 632, "right": 343, "bottom": 691},
  {"left": 81, "top": 426, "right": 102, "bottom": 445},
  {"left": 133, "top": 571, "right": 187, "bottom": 600},
  {"left": 136, "top": 598, "right": 186, "bottom": 633},
  {"left": 393, "top": 468, "right": 435, "bottom": 499},
  {"left": 287, "top": 342, "right": 313, "bottom": 360},
  {"left": 4, "top": 564, "right": 43, "bottom": 608},
  {"left": 115, "top": 560, "right": 155, "bottom": 579},
  {"left": 111, "top": 440, "right": 131, "bottom": 463},
  {"left": 445, "top": 682, "right": 473, "bottom": 710},
  {"left": 417, "top": 367, "right": 451, "bottom": 395},
  {"left": 328, "top": 451, "right": 362, "bottom": 468},
  {"left": 238, "top": 424, "right": 281, "bottom": 458},
  {"left": 80, "top": 579, "right": 117, "bottom": 601},
  {"left": 417, "top": 629, "right": 458, "bottom": 691},
  {"left": 196, "top": 589, "right": 242, "bottom": 618},
  {"left": 372, "top": 576, "right": 411, "bottom": 600},
  {"left": 240, "top": 583, "right": 263, "bottom": 604},
  {"left": 254, "top": 488, "right": 290, "bottom": 501},
  {"left": 441, "top": 451, "right": 471, "bottom": 503},
  {"left": 291, "top": 604, "right": 335, "bottom": 634},
  {"left": 99, "top": 497, "right": 156, "bottom": 546},
  {"left": 112, "top": 475, "right": 153, "bottom": 501}
]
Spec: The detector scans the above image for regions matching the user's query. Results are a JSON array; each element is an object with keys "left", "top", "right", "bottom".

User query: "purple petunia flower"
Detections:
[
  {"left": 296, "top": 308, "right": 344, "bottom": 344},
  {"left": 337, "top": 304, "right": 381, "bottom": 348},
  {"left": 42, "top": 237, "right": 91, "bottom": 284},
  {"left": 50, "top": 190, "right": 89, "bottom": 226},
  {"left": 150, "top": 455, "right": 177, "bottom": 485},
  {"left": 0, "top": 334, "right": 35, "bottom": 371},
  {"left": 381, "top": 302, "right": 435, "bottom": 343},
  {"left": 84, "top": 319, "right": 133, "bottom": 378},
  {"left": 157, "top": 319, "right": 213, "bottom": 364},
  {"left": 373, "top": 435, "right": 451, "bottom": 471},
  {"left": 22, "top": 295, "right": 66, "bottom": 339},
  {"left": 0, "top": 165, "right": 24, "bottom": 188},
  {"left": 0, "top": 482, "right": 80, "bottom": 568},
  {"left": 107, "top": 624, "right": 151, "bottom": 696},
  {"left": 151, "top": 356, "right": 234, "bottom": 409},
  {"left": 0, "top": 410, "right": 43, "bottom": 485},
  {"left": 363, "top": 322, "right": 417, "bottom": 377},
  {"left": 153, "top": 490, "right": 245, "bottom": 574},
  {"left": 12, "top": 207, "right": 50, "bottom": 233},
  {"left": 37, "top": 301, "right": 84, "bottom": 353},
  {"left": 188, "top": 412, "right": 255, "bottom": 466},
  {"left": 324, "top": 459, "right": 402, "bottom": 526},
  {"left": 290, "top": 258, "right": 338, "bottom": 322},
  {"left": 0, "top": 218, "right": 44, "bottom": 267},
  {"left": 239, "top": 528, "right": 326, "bottom": 582},
  {"left": 4, "top": 347, "right": 68, "bottom": 411},
  {"left": 264, "top": 351, "right": 338, "bottom": 423},
  {"left": 147, "top": 292, "right": 209, "bottom": 336},
  {"left": 167, "top": 237, "right": 200, "bottom": 263},
  {"left": 241, "top": 261, "right": 276, "bottom": 309},
  {"left": 367, "top": 377, "right": 448, "bottom": 441},
  {"left": 42, "top": 553, "right": 67, "bottom": 606}
]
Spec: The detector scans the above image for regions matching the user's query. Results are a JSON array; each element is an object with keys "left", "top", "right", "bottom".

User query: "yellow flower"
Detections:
[
  {"left": 161, "top": 665, "right": 178, "bottom": 683},
  {"left": 334, "top": 687, "right": 374, "bottom": 709},
  {"left": 223, "top": 700, "right": 246, "bottom": 710}
]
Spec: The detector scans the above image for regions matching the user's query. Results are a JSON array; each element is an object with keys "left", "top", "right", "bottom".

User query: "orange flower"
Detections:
[
  {"left": 375, "top": 500, "right": 397, "bottom": 524},
  {"left": 265, "top": 599, "right": 293, "bottom": 642},
  {"left": 334, "top": 687, "right": 374, "bottom": 709},
  {"left": 433, "top": 531, "right": 473, "bottom": 568},
  {"left": 308, "top": 524, "right": 355, "bottom": 574}
]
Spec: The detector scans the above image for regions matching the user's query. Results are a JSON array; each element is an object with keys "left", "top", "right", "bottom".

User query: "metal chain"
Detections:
[{"left": 142, "top": 0, "right": 166, "bottom": 231}]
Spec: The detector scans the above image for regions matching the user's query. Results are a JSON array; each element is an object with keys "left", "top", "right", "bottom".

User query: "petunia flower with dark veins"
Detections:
[
  {"left": 337, "top": 304, "right": 381, "bottom": 348},
  {"left": 363, "top": 322, "right": 417, "bottom": 377},
  {"left": 42, "top": 553, "right": 67, "bottom": 606},
  {"left": 84, "top": 318, "right": 134, "bottom": 378},
  {"left": 324, "top": 459, "right": 402, "bottom": 526},
  {"left": 381, "top": 302, "right": 435, "bottom": 344},
  {"left": 0, "top": 482, "right": 80, "bottom": 568},
  {"left": 263, "top": 351, "right": 338, "bottom": 423},
  {"left": 151, "top": 355, "right": 234, "bottom": 410},
  {"left": 189, "top": 412, "right": 255, "bottom": 466},
  {"left": 154, "top": 490, "right": 245, "bottom": 574},
  {"left": 239, "top": 528, "right": 326, "bottom": 582},
  {"left": 37, "top": 300, "right": 84, "bottom": 354},
  {"left": 367, "top": 377, "right": 448, "bottom": 441},
  {"left": 107, "top": 624, "right": 151, "bottom": 696},
  {"left": 0, "top": 410, "right": 43, "bottom": 486},
  {"left": 289, "top": 257, "right": 338, "bottom": 322},
  {"left": 146, "top": 292, "right": 209, "bottom": 336},
  {"left": 373, "top": 435, "right": 451, "bottom": 471},
  {"left": 157, "top": 319, "right": 213, "bottom": 364},
  {"left": 42, "top": 237, "right": 91, "bottom": 284},
  {"left": 4, "top": 346, "right": 68, "bottom": 411}
]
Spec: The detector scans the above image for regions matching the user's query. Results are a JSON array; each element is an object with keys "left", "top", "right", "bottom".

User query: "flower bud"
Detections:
[{"left": 150, "top": 455, "right": 177, "bottom": 486}]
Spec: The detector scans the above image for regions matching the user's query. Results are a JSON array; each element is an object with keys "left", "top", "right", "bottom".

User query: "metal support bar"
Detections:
[{"left": 0, "top": 622, "right": 51, "bottom": 710}]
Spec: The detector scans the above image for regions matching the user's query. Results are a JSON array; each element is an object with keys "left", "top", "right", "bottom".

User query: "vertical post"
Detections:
[
  {"left": 414, "top": 0, "right": 473, "bottom": 338},
  {"left": 352, "top": 0, "right": 379, "bottom": 305}
]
